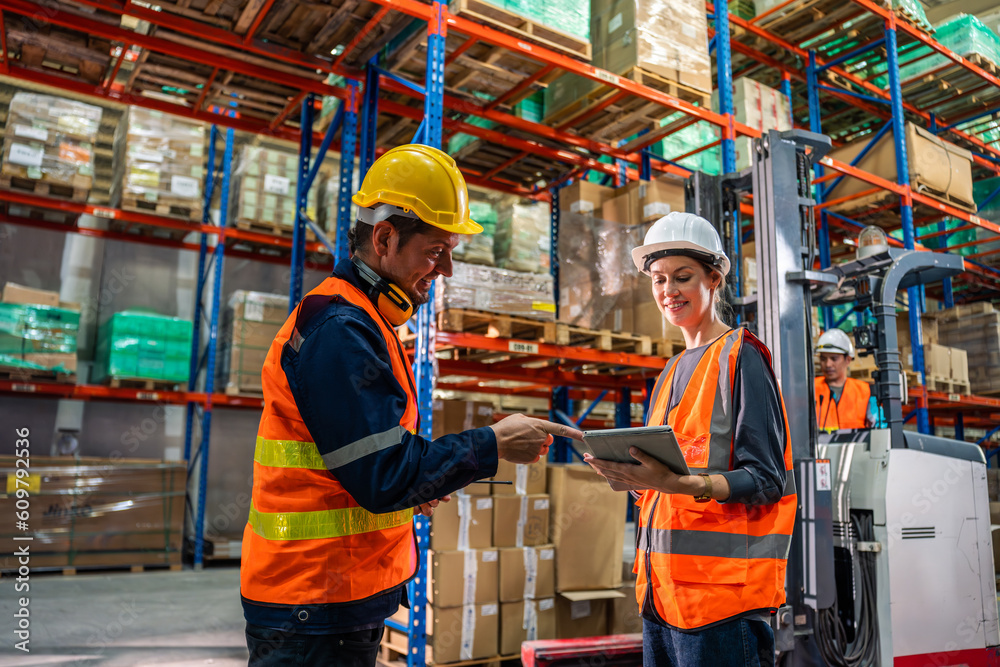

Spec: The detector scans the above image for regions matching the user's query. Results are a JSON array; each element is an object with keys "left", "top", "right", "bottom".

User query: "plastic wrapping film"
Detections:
[
  {"left": 1, "top": 92, "right": 102, "bottom": 190},
  {"left": 557, "top": 211, "right": 645, "bottom": 330},
  {"left": 970, "top": 177, "right": 1000, "bottom": 266},
  {"left": 591, "top": 0, "right": 711, "bottom": 94},
  {"left": 0, "top": 457, "right": 186, "bottom": 570},
  {"left": 454, "top": 200, "right": 497, "bottom": 267},
  {"left": 219, "top": 291, "right": 288, "bottom": 394},
  {"left": 93, "top": 310, "right": 193, "bottom": 383},
  {"left": 118, "top": 107, "right": 206, "bottom": 213},
  {"left": 658, "top": 115, "right": 721, "bottom": 175},
  {"left": 494, "top": 201, "right": 551, "bottom": 274},
  {"left": 710, "top": 77, "right": 792, "bottom": 171},
  {"left": 230, "top": 143, "right": 323, "bottom": 229},
  {"left": 436, "top": 261, "right": 556, "bottom": 321}
]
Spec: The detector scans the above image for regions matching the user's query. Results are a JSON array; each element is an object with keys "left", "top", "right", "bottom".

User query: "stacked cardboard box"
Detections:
[
  {"left": 432, "top": 399, "right": 495, "bottom": 440},
  {"left": 1, "top": 92, "right": 102, "bottom": 199},
  {"left": 93, "top": 311, "right": 193, "bottom": 384},
  {"left": 547, "top": 464, "right": 629, "bottom": 638},
  {"left": 711, "top": 77, "right": 792, "bottom": 171},
  {"left": 114, "top": 108, "right": 206, "bottom": 219},
  {"left": 454, "top": 199, "right": 497, "bottom": 267},
  {"left": 435, "top": 261, "right": 556, "bottom": 321},
  {"left": 230, "top": 143, "right": 323, "bottom": 231},
  {"left": 0, "top": 456, "right": 186, "bottom": 570},
  {"left": 826, "top": 122, "right": 976, "bottom": 216},
  {"left": 218, "top": 291, "right": 288, "bottom": 395},
  {"left": 933, "top": 303, "right": 1000, "bottom": 395},
  {"left": 494, "top": 201, "right": 551, "bottom": 274},
  {"left": 0, "top": 283, "right": 79, "bottom": 375}
]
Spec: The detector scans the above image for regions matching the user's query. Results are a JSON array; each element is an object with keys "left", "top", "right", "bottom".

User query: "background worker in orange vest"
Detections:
[
  {"left": 814, "top": 328, "right": 873, "bottom": 431},
  {"left": 584, "top": 213, "right": 795, "bottom": 667},
  {"left": 240, "top": 144, "right": 583, "bottom": 667}
]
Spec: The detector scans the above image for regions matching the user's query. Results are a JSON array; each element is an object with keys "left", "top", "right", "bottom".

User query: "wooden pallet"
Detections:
[
  {"left": 121, "top": 196, "right": 202, "bottom": 222},
  {"left": 449, "top": 134, "right": 570, "bottom": 189},
  {"left": 225, "top": 384, "right": 264, "bottom": 398},
  {"left": 423, "top": 308, "right": 559, "bottom": 343},
  {"left": 827, "top": 191, "right": 977, "bottom": 230},
  {"left": 544, "top": 67, "right": 711, "bottom": 143},
  {"left": 0, "top": 174, "right": 90, "bottom": 202},
  {"left": 924, "top": 376, "right": 971, "bottom": 395},
  {"left": 448, "top": 0, "right": 590, "bottom": 61},
  {"left": 1, "top": 556, "right": 182, "bottom": 575},
  {"left": 203, "top": 536, "right": 243, "bottom": 561},
  {"left": 6, "top": 15, "right": 112, "bottom": 84},
  {"left": 235, "top": 218, "right": 316, "bottom": 241},
  {"left": 107, "top": 376, "right": 183, "bottom": 391},
  {"left": 380, "top": 627, "right": 521, "bottom": 667},
  {"left": 107, "top": 218, "right": 198, "bottom": 242},
  {"left": 0, "top": 365, "right": 75, "bottom": 384},
  {"left": 556, "top": 324, "right": 655, "bottom": 356}
]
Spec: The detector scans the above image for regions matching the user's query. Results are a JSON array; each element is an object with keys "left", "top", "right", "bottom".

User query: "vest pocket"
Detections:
[
  {"left": 667, "top": 505, "right": 749, "bottom": 586},
  {"left": 674, "top": 431, "right": 711, "bottom": 468}
]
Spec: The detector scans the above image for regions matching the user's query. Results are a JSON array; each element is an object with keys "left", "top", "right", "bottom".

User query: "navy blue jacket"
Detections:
[{"left": 243, "top": 260, "right": 499, "bottom": 633}]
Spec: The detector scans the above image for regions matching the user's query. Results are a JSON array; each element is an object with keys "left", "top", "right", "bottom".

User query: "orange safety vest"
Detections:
[
  {"left": 814, "top": 376, "right": 871, "bottom": 431},
  {"left": 240, "top": 275, "right": 418, "bottom": 606},
  {"left": 635, "top": 328, "right": 796, "bottom": 631}
]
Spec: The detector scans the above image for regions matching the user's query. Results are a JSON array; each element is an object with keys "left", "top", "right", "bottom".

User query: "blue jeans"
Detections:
[
  {"left": 246, "top": 623, "right": 384, "bottom": 667},
  {"left": 643, "top": 616, "right": 775, "bottom": 667}
]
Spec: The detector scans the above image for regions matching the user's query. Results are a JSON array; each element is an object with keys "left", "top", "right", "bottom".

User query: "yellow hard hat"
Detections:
[{"left": 352, "top": 144, "right": 482, "bottom": 235}]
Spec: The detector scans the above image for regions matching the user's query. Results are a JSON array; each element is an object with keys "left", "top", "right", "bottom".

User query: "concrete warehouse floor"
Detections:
[{"left": 0, "top": 566, "right": 247, "bottom": 666}]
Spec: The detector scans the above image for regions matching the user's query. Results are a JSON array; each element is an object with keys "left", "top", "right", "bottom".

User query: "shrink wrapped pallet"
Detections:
[
  {"left": 454, "top": 200, "right": 497, "bottom": 267},
  {"left": 494, "top": 201, "right": 551, "bottom": 274},
  {"left": 230, "top": 143, "right": 323, "bottom": 231},
  {"left": 436, "top": 261, "right": 555, "bottom": 321},
  {"left": 114, "top": 108, "right": 206, "bottom": 220},
  {"left": 218, "top": 290, "right": 288, "bottom": 395},
  {"left": 0, "top": 457, "right": 185, "bottom": 570},
  {"left": 1, "top": 92, "right": 102, "bottom": 199},
  {"left": 93, "top": 311, "right": 192, "bottom": 384}
]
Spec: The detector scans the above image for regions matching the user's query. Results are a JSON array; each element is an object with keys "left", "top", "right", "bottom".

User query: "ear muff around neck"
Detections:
[{"left": 351, "top": 257, "right": 414, "bottom": 326}]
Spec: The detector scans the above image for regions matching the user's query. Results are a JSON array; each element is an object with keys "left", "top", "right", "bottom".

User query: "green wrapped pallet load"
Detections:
[
  {"left": 0, "top": 303, "right": 79, "bottom": 373},
  {"left": 494, "top": 201, "right": 551, "bottom": 274},
  {"left": 94, "top": 311, "right": 192, "bottom": 384},
  {"left": 454, "top": 200, "right": 497, "bottom": 266}
]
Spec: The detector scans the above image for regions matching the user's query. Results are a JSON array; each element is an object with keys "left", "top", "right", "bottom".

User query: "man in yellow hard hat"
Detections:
[{"left": 240, "top": 144, "right": 582, "bottom": 666}]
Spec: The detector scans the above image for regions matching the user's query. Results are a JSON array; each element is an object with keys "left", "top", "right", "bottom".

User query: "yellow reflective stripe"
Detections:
[
  {"left": 248, "top": 503, "right": 414, "bottom": 541},
  {"left": 254, "top": 437, "right": 325, "bottom": 470}
]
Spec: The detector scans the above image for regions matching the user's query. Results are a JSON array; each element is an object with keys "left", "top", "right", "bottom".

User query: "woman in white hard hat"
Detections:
[
  {"left": 815, "top": 328, "right": 873, "bottom": 431},
  {"left": 585, "top": 212, "right": 796, "bottom": 667}
]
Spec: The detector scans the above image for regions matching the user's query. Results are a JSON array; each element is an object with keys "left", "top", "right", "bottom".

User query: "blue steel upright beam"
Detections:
[
  {"left": 409, "top": 4, "right": 447, "bottom": 666},
  {"left": 885, "top": 16, "right": 930, "bottom": 434},
  {"left": 289, "top": 93, "right": 315, "bottom": 312},
  {"left": 939, "top": 222, "right": 955, "bottom": 308},
  {"left": 193, "top": 127, "right": 234, "bottom": 569},
  {"left": 359, "top": 57, "right": 380, "bottom": 179},
  {"left": 807, "top": 51, "right": 833, "bottom": 329},
  {"left": 184, "top": 125, "right": 218, "bottom": 466},
  {"left": 551, "top": 184, "right": 561, "bottom": 317},
  {"left": 715, "top": 0, "right": 736, "bottom": 174},
  {"left": 336, "top": 82, "right": 359, "bottom": 264}
]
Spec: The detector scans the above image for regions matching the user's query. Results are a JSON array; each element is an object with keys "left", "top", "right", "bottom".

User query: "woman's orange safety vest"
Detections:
[
  {"left": 635, "top": 328, "right": 796, "bottom": 630},
  {"left": 814, "top": 376, "right": 871, "bottom": 431},
  {"left": 240, "top": 276, "right": 417, "bottom": 606}
]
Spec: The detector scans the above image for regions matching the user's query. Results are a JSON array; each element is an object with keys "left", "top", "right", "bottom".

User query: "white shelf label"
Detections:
[
  {"left": 91, "top": 207, "right": 118, "bottom": 219},
  {"left": 509, "top": 341, "right": 539, "bottom": 354},
  {"left": 8, "top": 143, "right": 43, "bottom": 168},
  {"left": 14, "top": 125, "right": 48, "bottom": 142},
  {"left": 170, "top": 175, "right": 199, "bottom": 199},
  {"left": 264, "top": 174, "right": 291, "bottom": 196}
]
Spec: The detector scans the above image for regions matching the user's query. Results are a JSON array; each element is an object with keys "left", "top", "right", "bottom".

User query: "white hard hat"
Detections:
[
  {"left": 631, "top": 212, "right": 731, "bottom": 277},
  {"left": 816, "top": 328, "right": 855, "bottom": 358}
]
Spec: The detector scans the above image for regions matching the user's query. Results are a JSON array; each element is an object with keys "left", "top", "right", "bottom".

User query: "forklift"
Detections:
[{"left": 524, "top": 130, "right": 1000, "bottom": 666}]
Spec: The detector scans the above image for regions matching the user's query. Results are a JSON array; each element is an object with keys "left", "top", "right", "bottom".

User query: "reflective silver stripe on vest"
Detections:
[
  {"left": 648, "top": 354, "right": 683, "bottom": 425},
  {"left": 290, "top": 327, "right": 305, "bottom": 353},
  {"left": 638, "top": 527, "right": 792, "bottom": 560},
  {"left": 706, "top": 330, "right": 740, "bottom": 472},
  {"left": 322, "top": 425, "right": 406, "bottom": 469}
]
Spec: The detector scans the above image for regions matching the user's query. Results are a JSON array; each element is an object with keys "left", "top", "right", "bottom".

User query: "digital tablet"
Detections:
[{"left": 580, "top": 425, "right": 690, "bottom": 491}]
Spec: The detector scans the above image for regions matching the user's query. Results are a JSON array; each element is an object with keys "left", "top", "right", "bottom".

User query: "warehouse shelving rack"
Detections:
[{"left": 0, "top": 0, "right": 998, "bottom": 660}]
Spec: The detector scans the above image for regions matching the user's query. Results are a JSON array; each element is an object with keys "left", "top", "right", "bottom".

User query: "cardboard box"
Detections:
[
  {"left": 493, "top": 494, "right": 550, "bottom": 548},
  {"left": 896, "top": 311, "right": 938, "bottom": 349},
  {"left": 561, "top": 180, "right": 614, "bottom": 215},
  {"left": 2, "top": 282, "right": 60, "bottom": 307},
  {"left": 500, "top": 599, "right": 557, "bottom": 655},
  {"left": 632, "top": 298, "right": 685, "bottom": 345},
  {"left": 492, "top": 459, "right": 547, "bottom": 495},
  {"left": 711, "top": 77, "right": 792, "bottom": 134},
  {"left": 950, "top": 347, "right": 969, "bottom": 383},
  {"left": 988, "top": 469, "right": 1000, "bottom": 501},
  {"left": 499, "top": 546, "right": 556, "bottom": 602},
  {"left": 600, "top": 178, "right": 686, "bottom": 227},
  {"left": 990, "top": 502, "right": 1000, "bottom": 526},
  {"left": 22, "top": 352, "right": 77, "bottom": 373},
  {"left": 826, "top": 122, "right": 975, "bottom": 214},
  {"left": 548, "top": 465, "right": 627, "bottom": 591},
  {"left": 555, "top": 590, "right": 625, "bottom": 639},
  {"left": 428, "top": 604, "right": 499, "bottom": 663},
  {"left": 607, "top": 583, "right": 642, "bottom": 635},
  {"left": 432, "top": 399, "right": 495, "bottom": 439},
  {"left": 430, "top": 549, "right": 499, "bottom": 608},
  {"left": 903, "top": 343, "right": 951, "bottom": 379},
  {"left": 431, "top": 493, "right": 494, "bottom": 551}
]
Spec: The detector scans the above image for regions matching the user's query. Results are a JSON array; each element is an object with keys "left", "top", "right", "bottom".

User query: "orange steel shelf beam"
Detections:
[
  {"left": 436, "top": 332, "right": 667, "bottom": 371},
  {"left": 0, "top": 380, "right": 265, "bottom": 409}
]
